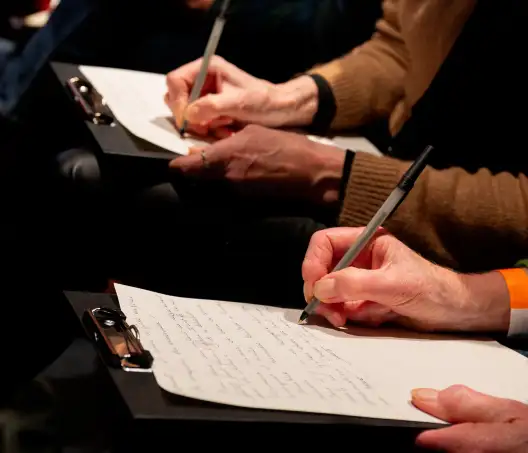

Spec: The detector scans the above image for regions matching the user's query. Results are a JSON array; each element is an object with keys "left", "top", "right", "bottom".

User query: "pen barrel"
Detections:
[
  {"left": 398, "top": 145, "right": 434, "bottom": 191},
  {"left": 334, "top": 187, "right": 406, "bottom": 272},
  {"left": 219, "top": 0, "right": 232, "bottom": 16},
  {"left": 303, "top": 187, "right": 406, "bottom": 318},
  {"left": 188, "top": 17, "right": 226, "bottom": 103},
  {"left": 302, "top": 146, "right": 433, "bottom": 321}
]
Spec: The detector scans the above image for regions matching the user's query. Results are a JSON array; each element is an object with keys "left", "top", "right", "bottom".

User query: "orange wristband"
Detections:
[
  {"left": 498, "top": 268, "right": 528, "bottom": 309},
  {"left": 498, "top": 268, "right": 528, "bottom": 337}
]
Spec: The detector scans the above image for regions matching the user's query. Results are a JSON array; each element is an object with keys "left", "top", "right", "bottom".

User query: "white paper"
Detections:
[
  {"left": 80, "top": 65, "right": 210, "bottom": 155},
  {"left": 115, "top": 284, "right": 528, "bottom": 424},
  {"left": 79, "top": 65, "right": 382, "bottom": 157}
]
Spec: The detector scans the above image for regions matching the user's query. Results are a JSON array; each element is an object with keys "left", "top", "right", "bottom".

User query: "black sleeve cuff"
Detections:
[
  {"left": 307, "top": 74, "right": 337, "bottom": 135},
  {"left": 339, "top": 149, "right": 356, "bottom": 204}
]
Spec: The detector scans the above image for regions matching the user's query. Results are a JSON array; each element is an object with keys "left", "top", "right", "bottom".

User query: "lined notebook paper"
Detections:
[{"left": 115, "top": 284, "right": 528, "bottom": 424}]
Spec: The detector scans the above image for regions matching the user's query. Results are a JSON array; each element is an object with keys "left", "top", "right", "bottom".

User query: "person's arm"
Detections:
[
  {"left": 308, "top": 0, "right": 408, "bottom": 130},
  {"left": 339, "top": 152, "right": 528, "bottom": 273}
]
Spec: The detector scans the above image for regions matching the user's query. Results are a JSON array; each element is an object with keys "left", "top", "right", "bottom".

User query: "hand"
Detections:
[
  {"left": 185, "top": 0, "right": 214, "bottom": 10},
  {"left": 165, "top": 56, "right": 318, "bottom": 137},
  {"left": 169, "top": 125, "right": 345, "bottom": 207},
  {"left": 412, "top": 385, "right": 528, "bottom": 452},
  {"left": 302, "top": 227, "right": 510, "bottom": 332}
]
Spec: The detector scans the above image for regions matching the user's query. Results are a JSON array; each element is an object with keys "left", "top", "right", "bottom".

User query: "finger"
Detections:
[
  {"left": 167, "top": 56, "right": 243, "bottom": 93},
  {"left": 302, "top": 228, "right": 369, "bottom": 299},
  {"left": 416, "top": 422, "right": 527, "bottom": 453},
  {"left": 168, "top": 152, "right": 204, "bottom": 174},
  {"left": 343, "top": 301, "right": 396, "bottom": 327},
  {"left": 188, "top": 146, "right": 204, "bottom": 155},
  {"left": 180, "top": 120, "right": 210, "bottom": 137},
  {"left": 315, "top": 303, "right": 348, "bottom": 328},
  {"left": 312, "top": 267, "right": 389, "bottom": 305},
  {"left": 167, "top": 64, "right": 219, "bottom": 129},
  {"left": 166, "top": 76, "right": 191, "bottom": 127},
  {"left": 412, "top": 385, "right": 528, "bottom": 424},
  {"left": 212, "top": 126, "right": 236, "bottom": 140},
  {"left": 208, "top": 116, "right": 234, "bottom": 129},
  {"left": 186, "top": 92, "right": 244, "bottom": 125},
  {"left": 302, "top": 228, "right": 386, "bottom": 284}
]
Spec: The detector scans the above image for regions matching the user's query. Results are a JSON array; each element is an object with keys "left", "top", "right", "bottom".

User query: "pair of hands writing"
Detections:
[
  {"left": 165, "top": 57, "right": 335, "bottom": 205},
  {"left": 303, "top": 227, "right": 523, "bottom": 452}
]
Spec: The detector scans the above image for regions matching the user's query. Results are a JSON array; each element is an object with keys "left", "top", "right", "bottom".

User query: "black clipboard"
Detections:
[
  {"left": 64, "top": 291, "right": 439, "bottom": 452},
  {"left": 50, "top": 62, "right": 176, "bottom": 161}
]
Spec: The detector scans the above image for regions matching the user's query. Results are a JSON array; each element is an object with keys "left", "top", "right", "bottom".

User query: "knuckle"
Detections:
[
  {"left": 212, "top": 55, "right": 225, "bottom": 65},
  {"left": 166, "top": 72, "right": 178, "bottom": 88},
  {"left": 244, "top": 124, "right": 263, "bottom": 133},
  {"left": 439, "top": 385, "right": 469, "bottom": 410},
  {"left": 382, "top": 271, "right": 421, "bottom": 304},
  {"left": 310, "top": 230, "right": 327, "bottom": 247}
]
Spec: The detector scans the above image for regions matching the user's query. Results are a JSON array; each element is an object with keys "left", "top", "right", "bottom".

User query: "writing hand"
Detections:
[
  {"left": 165, "top": 56, "right": 319, "bottom": 137},
  {"left": 302, "top": 227, "right": 510, "bottom": 332},
  {"left": 412, "top": 385, "right": 528, "bottom": 453}
]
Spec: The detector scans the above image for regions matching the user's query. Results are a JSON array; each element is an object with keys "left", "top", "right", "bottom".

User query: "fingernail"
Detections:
[
  {"left": 313, "top": 278, "right": 336, "bottom": 301},
  {"left": 411, "top": 388, "right": 439, "bottom": 403}
]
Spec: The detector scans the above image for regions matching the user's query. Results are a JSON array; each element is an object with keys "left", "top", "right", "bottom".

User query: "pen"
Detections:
[
  {"left": 179, "top": 0, "right": 231, "bottom": 136},
  {"left": 298, "top": 145, "right": 434, "bottom": 324}
]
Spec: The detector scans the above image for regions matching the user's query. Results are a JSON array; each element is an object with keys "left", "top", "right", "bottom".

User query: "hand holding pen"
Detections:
[
  {"left": 165, "top": 0, "right": 320, "bottom": 138},
  {"left": 299, "top": 145, "right": 434, "bottom": 324},
  {"left": 163, "top": 0, "right": 232, "bottom": 138}
]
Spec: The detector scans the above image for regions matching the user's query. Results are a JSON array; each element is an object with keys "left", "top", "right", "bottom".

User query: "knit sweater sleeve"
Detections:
[
  {"left": 309, "top": 0, "right": 408, "bottom": 130},
  {"left": 339, "top": 152, "right": 528, "bottom": 272}
]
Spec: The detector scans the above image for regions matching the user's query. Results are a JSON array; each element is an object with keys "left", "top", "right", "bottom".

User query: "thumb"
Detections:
[
  {"left": 166, "top": 79, "right": 190, "bottom": 127},
  {"left": 313, "top": 267, "right": 393, "bottom": 305},
  {"left": 412, "top": 385, "right": 528, "bottom": 424},
  {"left": 187, "top": 91, "right": 244, "bottom": 125},
  {"left": 168, "top": 152, "right": 204, "bottom": 174}
]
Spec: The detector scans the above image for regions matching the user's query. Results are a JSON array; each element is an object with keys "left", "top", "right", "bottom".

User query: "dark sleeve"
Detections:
[{"left": 339, "top": 149, "right": 356, "bottom": 205}]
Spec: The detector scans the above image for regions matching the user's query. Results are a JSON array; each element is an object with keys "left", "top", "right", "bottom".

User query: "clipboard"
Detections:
[
  {"left": 65, "top": 290, "right": 438, "bottom": 452},
  {"left": 50, "top": 62, "right": 176, "bottom": 161}
]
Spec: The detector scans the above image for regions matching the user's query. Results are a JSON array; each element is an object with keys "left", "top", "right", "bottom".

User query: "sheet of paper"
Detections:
[
  {"left": 79, "top": 65, "right": 382, "bottom": 157},
  {"left": 115, "top": 284, "right": 528, "bottom": 423},
  {"left": 80, "top": 65, "right": 210, "bottom": 155}
]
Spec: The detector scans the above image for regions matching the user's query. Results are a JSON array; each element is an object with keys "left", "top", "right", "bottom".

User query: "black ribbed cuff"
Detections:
[
  {"left": 339, "top": 149, "right": 356, "bottom": 203},
  {"left": 307, "top": 74, "right": 337, "bottom": 135}
]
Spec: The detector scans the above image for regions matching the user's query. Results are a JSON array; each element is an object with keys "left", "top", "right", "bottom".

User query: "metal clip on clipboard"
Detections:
[
  {"left": 83, "top": 307, "right": 153, "bottom": 372},
  {"left": 66, "top": 77, "right": 115, "bottom": 126}
]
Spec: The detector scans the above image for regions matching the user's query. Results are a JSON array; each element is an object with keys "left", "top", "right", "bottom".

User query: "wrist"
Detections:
[
  {"left": 274, "top": 76, "right": 319, "bottom": 127},
  {"left": 458, "top": 272, "right": 510, "bottom": 333},
  {"left": 309, "top": 144, "right": 346, "bottom": 208}
]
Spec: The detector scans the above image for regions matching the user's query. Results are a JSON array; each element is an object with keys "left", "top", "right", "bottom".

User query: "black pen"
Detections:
[{"left": 298, "top": 145, "right": 434, "bottom": 324}]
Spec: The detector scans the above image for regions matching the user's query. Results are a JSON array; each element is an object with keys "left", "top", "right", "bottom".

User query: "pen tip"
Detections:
[
  {"left": 298, "top": 312, "right": 309, "bottom": 325},
  {"left": 179, "top": 128, "right": 185, "bottom": 137}
]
